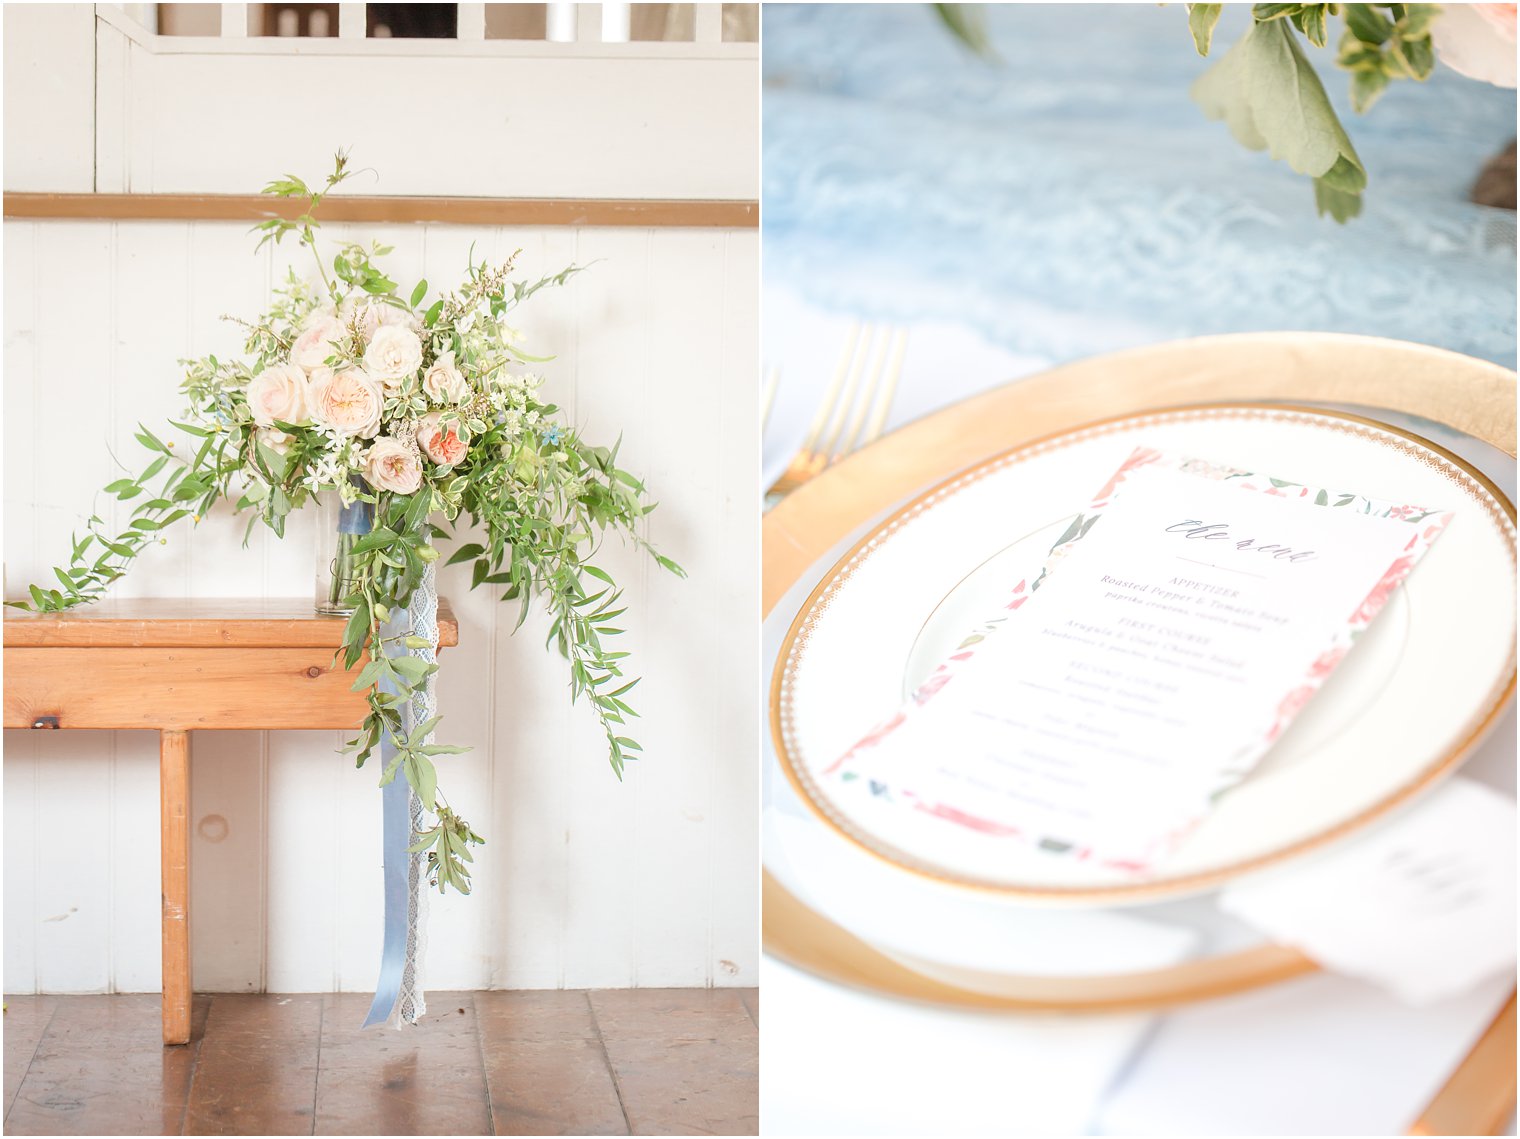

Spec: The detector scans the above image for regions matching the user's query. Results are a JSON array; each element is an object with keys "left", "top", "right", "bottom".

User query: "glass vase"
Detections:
[{"left": 315, "top": 478, "right": 374, "bottom": 616}]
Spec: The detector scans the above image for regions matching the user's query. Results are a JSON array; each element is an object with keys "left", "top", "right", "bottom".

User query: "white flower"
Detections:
[
  {"left": 422, "top": 350, "right": 469, "bottom": 403},
  {"left": 363, "top": 325, "right": 424, "bottom": 392},
  {"left": 364, "top": 437, "right": 423, "bottom": 495},
  {"left": 310, "top": 368, "right": 384, "bottom": 438},
  {"left": 1432, "top": 4, "right": 1517, "bottom": 87},
  {"left": 246, "top": 362, "right": 311, "bottom": 427},
  {"left": 291, "top": 312, "right": 347, "bottom": 373},
  {"left": 256, "top": 426, "right": 295, "bottom": 455}
]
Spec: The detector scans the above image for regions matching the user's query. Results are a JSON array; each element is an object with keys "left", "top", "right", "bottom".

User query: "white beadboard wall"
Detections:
[{"left": 3, "top": 218, "right": 760, "bottom": 993}]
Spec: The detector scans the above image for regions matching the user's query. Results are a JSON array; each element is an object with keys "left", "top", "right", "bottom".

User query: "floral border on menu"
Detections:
[{"left": 827, "top": 446, "right": 1454, "bottom": 872}]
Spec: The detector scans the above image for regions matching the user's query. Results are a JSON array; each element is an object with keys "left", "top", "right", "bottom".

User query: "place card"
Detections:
[
  {"left": 1219, "top": 777, "right": 1516, "bottom": 1005},
  {"left": 828, "top": 449, "right": 1453, "bottom": 871}
]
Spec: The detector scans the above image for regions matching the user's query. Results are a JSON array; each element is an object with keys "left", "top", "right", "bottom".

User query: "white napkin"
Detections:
[
  {"left": 762, "top": 955, "right": 1175, "bottom": 1136},
  {"left": 1219, "top": 777, "right": 1517, "bottom": 1005},
  {"left": 1095, "top": 970, "right": 1515, "bottom": 1136}
]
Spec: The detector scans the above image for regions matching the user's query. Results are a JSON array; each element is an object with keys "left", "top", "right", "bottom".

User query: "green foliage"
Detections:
[
  {"left": 932, "top": 3, "right": 999, "bottom": 61},
  {"left": 1194, "top": 19, "right": 1368, "bottom": 221},
  {"left": 14, "top": 422, "right": 241, "bottom": 611},
  {"left": 16, "top": 154, "right": 682, "bottom": 896},
  {"left": 1337, "top": 3, "right": 1440, "bottom": 111},
  {"left": 1187, "top": 4, "right": 1446, "bottom": 220},
  {"left": 1187, "top": 5, "right": 1223, "bottom": 55}
]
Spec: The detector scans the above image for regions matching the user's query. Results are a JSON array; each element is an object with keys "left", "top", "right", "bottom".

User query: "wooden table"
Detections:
[{"left": 2, "top": 598, "right": 459, "bottom": 1045}]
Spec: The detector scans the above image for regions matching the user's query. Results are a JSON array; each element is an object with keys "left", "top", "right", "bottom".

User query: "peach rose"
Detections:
[
  {"left": 364, "top": 437, "right": 423, "bottom": 495},
  {"left": 291, "top": 312, "right": 347, "bottom": 373},
  {"left": 246, "top": 362, "right": 311, "bottom": 427},
  {"left": 1432, "top": 4, "right": 1517, "bottom": 87},
  {"left": 363, "top": 325, "right": 424, "bottom": 393},
  {"left": 422, "top": 350, "right": 469, "bottom": 403},
  {"left": 310, "top": 368, "right": 383, "bottom": 438},
  {"left": 415, "top": 411, "right": 469, "bottom": 467}
]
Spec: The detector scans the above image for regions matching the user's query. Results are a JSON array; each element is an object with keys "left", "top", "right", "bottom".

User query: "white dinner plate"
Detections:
[{"left": 770, "top": 404, "right": 1516, "bottom": 905}]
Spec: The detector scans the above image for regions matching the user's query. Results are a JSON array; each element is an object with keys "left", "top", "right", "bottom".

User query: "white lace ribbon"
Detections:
[{"left": 390, "top": 559, "right": 437, "bottom": 1027}]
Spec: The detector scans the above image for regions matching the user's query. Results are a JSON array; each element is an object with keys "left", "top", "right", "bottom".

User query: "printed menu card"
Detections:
[{"left": 828, "top": 449, "right": 1453, "bottom": 872}]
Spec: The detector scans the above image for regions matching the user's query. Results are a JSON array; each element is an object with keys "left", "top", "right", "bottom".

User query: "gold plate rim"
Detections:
[
  {"left": 760, "top": 868, "right": 1321, "bottom": 1014},
  {"left": 769, "top": 401, "right": 1517, "bottom": 906}
]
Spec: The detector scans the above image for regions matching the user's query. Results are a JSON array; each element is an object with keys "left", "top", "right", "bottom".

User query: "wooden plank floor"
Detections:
[{"left": 3, "top": 990, "right": 758, "bottom": 1137}]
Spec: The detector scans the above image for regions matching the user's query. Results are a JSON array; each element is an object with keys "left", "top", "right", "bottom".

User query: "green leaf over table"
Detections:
[{"left": 1192, "top": 18, "right": 1367, "bottom": 221}]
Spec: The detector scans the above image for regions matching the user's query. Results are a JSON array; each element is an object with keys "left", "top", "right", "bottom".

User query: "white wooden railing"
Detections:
[
  {"left": 5, "top": 4, "right": 756, "bottom": 199},
  {"left": 104, "top": 3, "right": 753, "bottom": 48}
]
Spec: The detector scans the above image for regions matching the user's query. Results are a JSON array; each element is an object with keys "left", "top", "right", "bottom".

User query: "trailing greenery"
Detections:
[{"left": 14, "top": 152, "right": 683, "bottom": 895}]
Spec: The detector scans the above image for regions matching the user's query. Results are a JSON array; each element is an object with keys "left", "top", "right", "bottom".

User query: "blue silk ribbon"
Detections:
[
  {"left": 363, "top": 607, "right": 413, "bottom": 1028},
  {"left": 343, "top": 481, "right": 409, "bottom": 1030}
]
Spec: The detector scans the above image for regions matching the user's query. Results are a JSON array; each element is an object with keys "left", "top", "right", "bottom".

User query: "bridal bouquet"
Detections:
[{"left": 17, "top": 154, "right": 682, "bottom": 894}]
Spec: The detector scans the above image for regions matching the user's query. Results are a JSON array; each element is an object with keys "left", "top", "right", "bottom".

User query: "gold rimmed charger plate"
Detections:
[
  {"left": 761, "top": 331, "right": 1517, "bottom": 1013},
  {"left": 774, "top": 403, "right": 1515, "bottom": 901}
]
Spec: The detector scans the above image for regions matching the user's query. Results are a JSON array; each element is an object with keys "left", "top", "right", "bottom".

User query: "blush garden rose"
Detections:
[
  {"left": 364, "top": 324, "right": 425, "bottom": 392},
  {"left": 422, "top": 350, "right": 468, "bottom": 403},
  {"left": 311, "top": 367, "right": 384, "bottom": 437},
  {"left": 1431, "top": 3, "right": 1517, "bottom": 87},
  {"left": 246, "top": 362, "right": 311, "bottom": 427},
  {"left": 364, "top": 437, "right": 424, "bottom": 494},
  {"left": 292, "top": 312, "right": 347, "bottom": 371}
]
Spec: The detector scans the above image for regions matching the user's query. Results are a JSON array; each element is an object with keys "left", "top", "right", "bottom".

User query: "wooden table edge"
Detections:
[{"left": 2, "top": 597, "right": 460, "bottom": 648}]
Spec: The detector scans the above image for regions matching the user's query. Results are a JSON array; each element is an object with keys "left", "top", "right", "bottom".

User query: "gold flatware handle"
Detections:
[
  {"left": 767, "top": 323, "right": 907, "bottom": 500},
  {"left": 1408, "top": 988, "right": 1517, "bottom": 1136}
]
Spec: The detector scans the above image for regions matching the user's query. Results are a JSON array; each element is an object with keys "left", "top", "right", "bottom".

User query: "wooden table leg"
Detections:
[{"left": 159, "top": 729, "right": 191, "bottom": 1046}]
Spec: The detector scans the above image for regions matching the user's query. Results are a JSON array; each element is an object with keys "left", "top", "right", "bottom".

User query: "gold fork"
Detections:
[{"left": 766, "top": 322, "right": 908, "bottom": 498}]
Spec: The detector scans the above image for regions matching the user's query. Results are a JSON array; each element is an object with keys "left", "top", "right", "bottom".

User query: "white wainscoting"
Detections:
[{"left": 3, "top": 218, "right": 759, "bottom": 993}]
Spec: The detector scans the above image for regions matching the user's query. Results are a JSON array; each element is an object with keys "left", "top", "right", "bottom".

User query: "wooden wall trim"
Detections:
[{"left": 3, "top": 193, "right": 758, "bottom": 229}]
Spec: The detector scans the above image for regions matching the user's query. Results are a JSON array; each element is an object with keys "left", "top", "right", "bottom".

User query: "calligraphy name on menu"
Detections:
[{"left": 1164, "top": 520, "right": 1318, "bottom": 562}]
